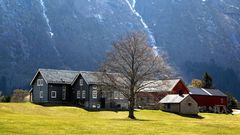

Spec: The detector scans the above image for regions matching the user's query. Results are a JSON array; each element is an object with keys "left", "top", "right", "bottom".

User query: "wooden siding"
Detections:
[
  {"left": 48, "top": 84, "right": 73, "bottom": 103},
  {"left": 191, "top": 95, "right": 227, "bottom": 106},
  {"left": 32, "top": 73, "right": 48, "bottom": 103},
  {"left": 72, "top": 75, "right": 90, "bottom": 107},
  {"left": 180, "top": 96, "right": 198, "bottom": 114},
  {"left": 171, "top": 80, "right": 189, "bottom": 94}
]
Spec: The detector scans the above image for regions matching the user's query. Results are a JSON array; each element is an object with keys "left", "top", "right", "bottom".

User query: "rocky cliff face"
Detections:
[{"left": 0, "top": 0, "right": 239, "bottom": 98}]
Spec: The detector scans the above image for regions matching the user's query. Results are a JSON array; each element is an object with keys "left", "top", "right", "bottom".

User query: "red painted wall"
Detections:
[
  {"left": 191, "top": 95, "right": 227, "bottom": 106},
  {"left": 137, "top": 80, "right": 190, "bottom": 106},
  {"left": 171, "top": 80, "right": 189, "bottom": 94}
]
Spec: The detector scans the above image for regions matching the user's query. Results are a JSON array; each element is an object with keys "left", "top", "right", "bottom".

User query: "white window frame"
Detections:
[
  {"left": 114, "top": 91, "right": 119, "bottom": 99},
  {"left": 51, "top": 91, "right": 57, "bottom": 98},
  {"left": 80, "top": 79, "right": 83, "bottom": 86},
  {"left": 92, "top": 90, "right": 97, "bottom": 99},
  {"left": 119, "top": 92, "right": 124, "bottom": 99},
  {"left": 39, "top": 91, "right": 43, "bottom": 98},
  {"left": 62, "top": 86, "right": 66, "bottom": 100},
  {"left": 37, "top": 79, "right": 44, "bottom": 86},
  {"left": 77, "top": 90, "right": 81, "bottom": 99},
  {"left": 82, "top": 90, "right": 86, "bottom": 99},
  {"left": 92, "top": 85, "right": 97, "bottom": 90}
]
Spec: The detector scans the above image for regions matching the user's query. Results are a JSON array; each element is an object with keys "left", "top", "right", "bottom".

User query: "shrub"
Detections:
[
  {"left": 10, "top": 89, "right": 29, "bottom": 102},
  {"left": 227, "top": 94, "right": 238, "bottom": 112},
  {"left": 0, "top": 96, "right": 11, "bottom": 102}
]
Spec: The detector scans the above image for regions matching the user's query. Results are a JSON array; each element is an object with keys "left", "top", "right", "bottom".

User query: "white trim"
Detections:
[
  {"left": 77, "top": 90, "right": 81, "bottom": 99},
  {"left": 40, "top": 91, "right": 43, "bottom": 98},
  {"left": 119, "top": 92, "right": 124, "bottom": 99},
  {"left": 114, "top": 91, "right": 119, "bottom": 99},
  {"left": 62, "top": 86, "right": 66, "bottom": 100},
  {"left": 30, "top": 70, "right": 48, "bottom": 85},
  {"left": 92, "top": 90, "right": 97, "bottom": 99},
  {"left": 82, "top": 90, "right": 86, "bottom": 99},
  {"left": 201, "top": 88, "right": 212, "bottom": 96},
  {"left": 51, "top": 91, "right": 57, "bottom": 98},
  {"left": 71, "top": 73, "right": 80, "bottom": 86},
  {"left": 37, "top": 79, "right": 44, "bottom": 86},
  {"left": 80, "top": 79, "right": 84, "bottom": 86}
]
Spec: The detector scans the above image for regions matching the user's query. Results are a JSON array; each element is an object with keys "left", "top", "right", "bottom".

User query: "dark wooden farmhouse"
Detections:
[
  {"left": 159, "top": 94, "right": 198, "bottom": 115},
  {"left": 71, "top": 71, "right": 128, "bottom": 109},
  {"left": 189, "top": 87, "right": 227, "bottom": 113},
  {"left": 30, "top": 69, "right": 128, "bottom": 109},
  {"left": 30, "top": 69, "right": 79, "bottom": 104},
  {"left": 136, "top": 79, "right": 189, "bottom": 109}
]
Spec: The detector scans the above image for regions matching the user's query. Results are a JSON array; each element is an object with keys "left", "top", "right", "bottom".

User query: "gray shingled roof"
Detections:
[
  {"left": 80, "top": 71, "right": 121, "bottom": 85},
  {"left": 159, "top": 94, "right": 189, "bottom": 103},
  {"left": 80, "top": 71, "right": 103, "bottom": 85},
  {"left": 189, "top": 87, "right": 226, "bottom": 97},
  {"left": 140, "top": 79, "right": 181, "bottom": 92},
  {"left": 38, "top": 69, "right": 79, "bottom": 84}
]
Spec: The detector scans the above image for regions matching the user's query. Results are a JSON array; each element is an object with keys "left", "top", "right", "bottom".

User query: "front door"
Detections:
[{"left": 101, "top": 98, "right": 105, "bottom": 108}]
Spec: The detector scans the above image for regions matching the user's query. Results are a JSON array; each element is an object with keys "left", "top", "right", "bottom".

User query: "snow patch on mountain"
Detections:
[
  {"left": 39, "top": 0, "right": 54, "bottom": 38},
  {"left": 125, "top": 0, "right": 158, "bottom": 55}
]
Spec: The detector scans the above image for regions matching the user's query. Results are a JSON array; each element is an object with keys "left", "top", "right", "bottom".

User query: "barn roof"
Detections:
[
  {"left": 189, "top": 87, "right": 226, "bottom": 97},
  {"left": 30, "top": 69, "right": 79, "bottom": 85},
  {"left": 140, "top": 79, "right": 181, "bottom": 92},
  {"left": 159, "top": 94, "right": 189, "bottom": 103}
]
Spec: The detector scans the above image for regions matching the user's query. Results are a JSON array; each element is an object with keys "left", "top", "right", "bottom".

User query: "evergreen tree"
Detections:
[{"left": 202, "top": 72, "right": 213, "bottom": 89}]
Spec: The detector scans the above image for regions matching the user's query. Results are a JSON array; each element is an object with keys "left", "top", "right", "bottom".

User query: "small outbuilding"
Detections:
[{"left": 159, "top": 94, "right": 198, "bottom": 115}]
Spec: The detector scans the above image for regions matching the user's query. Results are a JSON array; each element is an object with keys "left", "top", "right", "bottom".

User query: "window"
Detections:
[
  {"left": 92, "top": 85, "right": 97, "bottom": 90},
  {"left": 37, "top": 79, "right": 44, "bottom": 86},
  {"left": 80, "top": 79, "right": 83, "bottom": 86},
  {"left": 188, "top": 103, "right": 192, "bottom": 106},
  {"left": 62, "top": 86, "right": 66, "bottom": 100},
  {"left": 92, "top": 90, "right": 97, "bottom": 99},
  {"left": 77, "top": 91, "right": 81, "bottom": 99},
  {"left": 40, "top": 91, "right": 43, "bottom": 98},
  {"left": 167, "top": 104, "right": 171, "bottom": 109},
  {"left": 119, "top": 93, "right": 124, "bottom": 99},
  {"left": 51, "top": 91, "right": 57, "bottom": 98},
  {"left": 114, "top": 91, "right": 119, "bottom": 99},
  {"left": 82, "top": 90, "right": 86, "bottom": 99}
]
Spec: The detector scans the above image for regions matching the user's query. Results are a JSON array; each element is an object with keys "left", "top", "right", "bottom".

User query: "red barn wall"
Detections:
[
  {"left": 191, "top": 95, "right": 227, "bottom": 106},
  {"left": 136, "top": 80, "right": 190, "bottom": 109},
  {"left": 171, "top": 80, "right": 189, "bottom": 94}
]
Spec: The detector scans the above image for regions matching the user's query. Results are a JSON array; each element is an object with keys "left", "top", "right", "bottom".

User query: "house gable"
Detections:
[{"left": 171, "top": 80, "right": 189, "bottom": 94}]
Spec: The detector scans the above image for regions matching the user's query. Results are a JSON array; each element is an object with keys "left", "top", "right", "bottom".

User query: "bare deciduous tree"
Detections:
[{"left": 99, "top": 32, "right": 173, "bottom": 119}]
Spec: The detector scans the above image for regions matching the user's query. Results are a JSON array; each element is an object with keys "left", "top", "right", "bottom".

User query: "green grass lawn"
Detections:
[{"left": 0, "top": 103, "right": 239, "bottom": 135}]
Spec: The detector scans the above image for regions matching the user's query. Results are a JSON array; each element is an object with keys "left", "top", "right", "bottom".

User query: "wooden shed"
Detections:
[{"left": 159, "top": 94, "right": 198, "bottom": 115}]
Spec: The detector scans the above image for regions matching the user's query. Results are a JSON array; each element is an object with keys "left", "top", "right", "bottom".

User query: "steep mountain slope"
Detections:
[
  {"left": 136, "top": 0, "right": 240, "bottom": 97},
  {"left": 0, "top": 0, "right": 239, "bottom": 98}
]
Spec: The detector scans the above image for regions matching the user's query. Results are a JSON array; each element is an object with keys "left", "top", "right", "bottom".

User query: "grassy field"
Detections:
[{"left": 0, "top": 103, "right": 239, "bottom": 135}]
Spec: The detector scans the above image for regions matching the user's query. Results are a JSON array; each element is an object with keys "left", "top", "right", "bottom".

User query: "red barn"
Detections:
[
  {"left": 189, "top": 87, "right": 227, "bottom": 113},
  {"left": 136, "top": 79, "right": 189, "bottom": 109}
]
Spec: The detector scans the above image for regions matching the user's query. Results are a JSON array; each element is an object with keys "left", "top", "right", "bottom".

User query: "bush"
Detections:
[
  {"left": 0, "top": 96, "right": 11, "bottom": 102},
  {"left": 227, "top": 94, "right": 238, "bottom": 112},
  {"left": 10, "top": 89, "right": 29, "bottom": 102}
]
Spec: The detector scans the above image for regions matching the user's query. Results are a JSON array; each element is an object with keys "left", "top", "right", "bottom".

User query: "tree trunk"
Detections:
[{"left": 128, "top": 96, "right": 136, "bottom": 119}]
